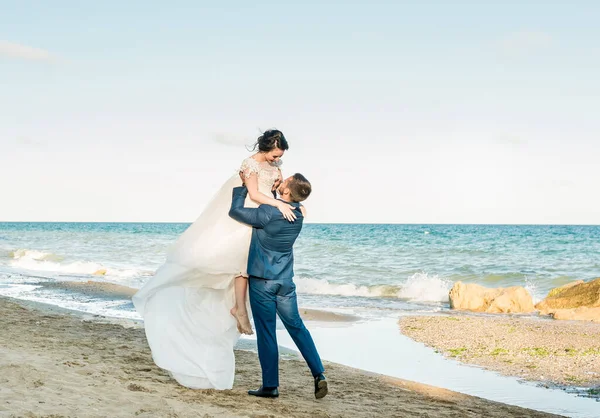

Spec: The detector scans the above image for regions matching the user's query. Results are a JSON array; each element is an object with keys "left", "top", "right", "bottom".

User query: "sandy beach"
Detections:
[
  {"left": 0, "top": 296, "right": 564, "bottom": 418},
  {"left": 399, "top": 315, "right": 600, "bottom": 398}
]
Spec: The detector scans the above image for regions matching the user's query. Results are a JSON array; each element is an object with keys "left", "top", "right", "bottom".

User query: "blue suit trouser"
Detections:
[{"left": 248, "top": 276, "right": 325, "bottom": 388}]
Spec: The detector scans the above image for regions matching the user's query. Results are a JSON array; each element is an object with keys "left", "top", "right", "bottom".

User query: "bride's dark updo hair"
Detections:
[{"left": 251, "top": 129, "right": 289, "bottom": 152}]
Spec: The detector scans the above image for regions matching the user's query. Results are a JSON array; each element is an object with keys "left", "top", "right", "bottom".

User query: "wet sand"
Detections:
[
  {"left": 0, "top": 296, "right": 563, "bottom": 417},
  {"left": 39, "top": 280, "right": 139, "bottom": 299}
]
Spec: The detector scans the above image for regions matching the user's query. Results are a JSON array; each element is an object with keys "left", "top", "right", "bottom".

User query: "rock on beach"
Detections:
[{"left": 448, "top": 282, "right": 535, "bottom": 314}]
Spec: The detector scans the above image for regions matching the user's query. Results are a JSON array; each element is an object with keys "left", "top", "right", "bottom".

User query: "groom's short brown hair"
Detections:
[{"left": 288, "top": 174, "right": 311, "bottom": 203}]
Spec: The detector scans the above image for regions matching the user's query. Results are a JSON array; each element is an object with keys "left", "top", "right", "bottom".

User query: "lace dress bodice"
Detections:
[{"left": 239, "top": 157, "right": 282, "bottom": 197}]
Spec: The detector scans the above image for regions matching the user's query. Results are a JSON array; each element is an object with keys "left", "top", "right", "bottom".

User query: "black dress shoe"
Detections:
[
  {"left": 314, "top": 374, "right": 328, "bottom": 399},
  {"left": 248, "top": 386, "right": 279, "bottom": 398}
]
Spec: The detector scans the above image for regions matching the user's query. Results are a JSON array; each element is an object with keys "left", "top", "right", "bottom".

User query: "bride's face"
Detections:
[{"left": 264, "top": 148, "right": 285, "bottom": 163}]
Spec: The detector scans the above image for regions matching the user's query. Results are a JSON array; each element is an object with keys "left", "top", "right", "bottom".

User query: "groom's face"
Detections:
[{"left": 277, "top": 176, "right": 293, "bottom": 196}]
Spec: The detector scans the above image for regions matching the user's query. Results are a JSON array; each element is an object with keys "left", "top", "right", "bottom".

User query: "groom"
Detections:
[{"left": 229, "top": 174, "right": 328, "bottom": 399}]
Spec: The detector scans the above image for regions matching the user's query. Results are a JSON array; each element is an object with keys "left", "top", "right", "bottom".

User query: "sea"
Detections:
[{"left": 1, "top": 222, "right": 599, "bottom": 319}]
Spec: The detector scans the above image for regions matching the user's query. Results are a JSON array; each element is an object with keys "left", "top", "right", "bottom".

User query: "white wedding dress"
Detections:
[{"left": 132, "top": 157, "right": 282, "bottom": 389}]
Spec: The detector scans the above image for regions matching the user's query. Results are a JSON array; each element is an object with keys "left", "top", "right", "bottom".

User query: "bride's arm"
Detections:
[{"left": 244, "top": 173, "right": 297, "bottom": 222}]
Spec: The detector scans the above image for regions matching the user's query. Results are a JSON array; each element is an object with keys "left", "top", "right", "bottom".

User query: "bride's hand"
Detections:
[{"left": 276, "top": 201, "right": 297, "bottom": 222}]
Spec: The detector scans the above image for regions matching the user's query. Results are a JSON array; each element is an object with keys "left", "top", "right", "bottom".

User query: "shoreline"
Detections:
[
  {"left": 399, "top": 315, "right": 600, "bottom": 400},
  {"left": 24, "top": 279, "right": 363, "bottom": 323},
  {"left": 0, "top": 295, "right": 563, "bottom": 418}
]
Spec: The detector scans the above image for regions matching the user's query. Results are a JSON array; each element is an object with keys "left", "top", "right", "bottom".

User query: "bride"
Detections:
[{"left": 132, "top": 129, "right": 298, "bottom": 389}]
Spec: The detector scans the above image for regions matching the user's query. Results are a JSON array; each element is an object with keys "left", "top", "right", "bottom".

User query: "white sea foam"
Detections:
[
  {"left": 0, "top": 285, "right": 141, "bottom": 320},
  {"left": 295, "top": 272, "right": 452, "bottom": 303},
  {"left": 8, "top": 248, "right": 141, "bottom": 278},
  {"left": 398, "top": 272, "right": 452, "bottom": 302},
  {"left": 524, "top": 276, "right": 543, "bottom": 304},
  {"left": 295, "top": 277, "right": 401, "bottom": 298}
]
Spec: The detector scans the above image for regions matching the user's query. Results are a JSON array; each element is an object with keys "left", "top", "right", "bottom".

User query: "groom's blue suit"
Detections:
[{"left": 229, "top": 186, "right": 324, "bottom": 388}]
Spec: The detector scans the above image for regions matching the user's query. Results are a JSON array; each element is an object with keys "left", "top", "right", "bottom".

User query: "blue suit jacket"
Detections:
[{"left": 229, "top": 186, "right": 304, "bottom": 280}]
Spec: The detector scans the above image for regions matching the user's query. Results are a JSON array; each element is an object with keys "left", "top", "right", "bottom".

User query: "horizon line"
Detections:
[{"left": 1, "top": 221, "right": 599, "bottom": 227}]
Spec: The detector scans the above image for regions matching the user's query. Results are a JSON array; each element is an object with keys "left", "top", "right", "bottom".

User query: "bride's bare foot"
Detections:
[{"left": 230, "top": 307, "right": 254, "bottom": 335}]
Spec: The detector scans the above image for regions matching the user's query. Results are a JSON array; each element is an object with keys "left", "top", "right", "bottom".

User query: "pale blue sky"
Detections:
[{"left": 2, "top": 1, "right": 599, "bottom": 223}]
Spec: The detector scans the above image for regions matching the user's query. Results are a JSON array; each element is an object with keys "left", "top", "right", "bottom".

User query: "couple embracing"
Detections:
[{"left": 132, "top": 129, "right": 328, "bottom": 399}]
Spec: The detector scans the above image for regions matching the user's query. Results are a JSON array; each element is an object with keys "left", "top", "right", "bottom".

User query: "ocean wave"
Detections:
[
  {"left": 10, "top": 249, "right": 62, "bottom": 262},
  {"left": 295, "top": 272, "right": 452, "bottom": 303},
  {"left": 295, "top": 277, "right": 401, "bottom": 298},
  {"left": 8, "top": 248, "right": 144, "bottom": 278},
  {"left": 397, "top": 272, "right": 452, "bottom": 302}
]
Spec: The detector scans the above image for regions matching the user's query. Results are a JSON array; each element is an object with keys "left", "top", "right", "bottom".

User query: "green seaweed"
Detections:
[
  {"left": 565, "top": 375, "right": 586, "bottom": 384},
  {"left": 448, "top": 347, "right": 467, "bottom": 357},
  {"left": 490, "top": 348, "right": 509, "bottom": 356},
  {"left": 522, "top": 347, "right": 551, "bottom": 357},
  {"left": 588, "top": 388, "right": 600, "bottom": 396}
]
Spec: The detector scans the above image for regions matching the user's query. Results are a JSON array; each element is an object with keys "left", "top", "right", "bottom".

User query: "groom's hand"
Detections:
[
  {"left": 239, "top": 171, "right": 246, "bottom": 187},
  {"left": 271, "top": 177, "right": 281, "bottom": 192},
  {"left": 271, "top": 178, "right": 281, "bottom": 199}
]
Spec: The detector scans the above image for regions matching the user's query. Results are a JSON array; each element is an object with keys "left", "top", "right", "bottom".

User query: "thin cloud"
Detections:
[
  {"left": 0, "top": 40, "right": 54, "bottom": 61},
  {"left": 498, "top": 31, "right": 553, "bottom": 55}
]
